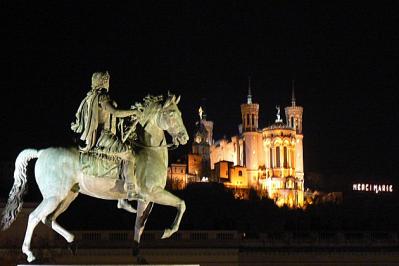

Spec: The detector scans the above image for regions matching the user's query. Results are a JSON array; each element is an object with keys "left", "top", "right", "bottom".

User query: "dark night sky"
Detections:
[{"left": 0, "top": 2, "right": 398, "bottom": 183}]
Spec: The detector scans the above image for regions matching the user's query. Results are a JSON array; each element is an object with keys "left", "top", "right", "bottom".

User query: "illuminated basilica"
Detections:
[{"left": 168, "top": 82, "right": 304, "bottom": 208}]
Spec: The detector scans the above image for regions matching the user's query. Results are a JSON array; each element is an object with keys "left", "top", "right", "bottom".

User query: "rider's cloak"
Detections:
[{"left": 71, "top": 90, "right": 102, "bottom": 152}]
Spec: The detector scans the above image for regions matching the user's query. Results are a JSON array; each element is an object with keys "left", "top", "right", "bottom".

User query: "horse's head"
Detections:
[{"left": 157, "top": 94, "right": 189, "bottom": 146}]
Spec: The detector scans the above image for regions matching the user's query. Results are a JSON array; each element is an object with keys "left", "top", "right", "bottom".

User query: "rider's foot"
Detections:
[{"left": 117, "top": 199, "right": 137, "bottom": 213}]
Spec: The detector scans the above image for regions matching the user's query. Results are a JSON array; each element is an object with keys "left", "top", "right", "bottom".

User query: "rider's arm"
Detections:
[{"left": 101, "top": 100, "right": 139, "bottom": 118}]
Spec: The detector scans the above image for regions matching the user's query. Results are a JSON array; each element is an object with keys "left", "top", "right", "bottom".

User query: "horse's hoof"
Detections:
[
  {"left": 132, "top": 240, "right": 140, "bottom": 256},
  {"left": 161, "top": 229, "right": 173, "bottom": 239},
  {"left": 22, "top": 245, "right": 36, "bottom": 262},
  {"left": 66, "top": 234, "right": 75, "bottom": 243},
  {"left": 26, "top": 253, "right": 36, "bottom": 263}
]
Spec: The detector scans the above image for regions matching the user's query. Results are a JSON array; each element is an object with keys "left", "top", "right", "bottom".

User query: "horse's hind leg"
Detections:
[
  {"left": 44, "top": 190, "right": 79, "bottom": 243},
  {"left": 22, "top": 196, "right": 61, "bottom": 262},
  {"left": 145, "top": 188, "right": 185, "bottom": 239},
  {"left": 133, "top": 201, "right": 153, "bottom": 256},
  {"left": 134, "top": 201, "right": 154, "bottom": 243}
]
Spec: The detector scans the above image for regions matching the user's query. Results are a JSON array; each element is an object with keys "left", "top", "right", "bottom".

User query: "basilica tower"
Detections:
[
  {"left": 189, "top": 107, "right": 213, "bottom": 180},
  {"left": 240, "top": 78, "right": 259, "bottom": 132},
  {"left": 284, "top": 83, "right": 304, "bottom": 181},
  {"left": 240, "top": 78, "right": 263, "bottom": 187}
]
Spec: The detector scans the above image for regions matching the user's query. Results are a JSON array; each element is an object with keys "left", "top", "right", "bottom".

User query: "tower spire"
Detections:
[
  {"left": 291, "top": 79, "right": 296, "bottom": 107},
  {"left": 247, "top": 76, "right": 252, "bottom": 104}
]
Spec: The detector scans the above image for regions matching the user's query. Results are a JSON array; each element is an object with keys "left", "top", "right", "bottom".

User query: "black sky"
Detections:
[{"left": 0, "top": 2, "right": 398, "bottom": 181}]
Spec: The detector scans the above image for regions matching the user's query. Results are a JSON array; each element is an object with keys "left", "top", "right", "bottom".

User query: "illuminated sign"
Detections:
[{"left": 352, "top": 183, "right": 393, "bottom": 194}]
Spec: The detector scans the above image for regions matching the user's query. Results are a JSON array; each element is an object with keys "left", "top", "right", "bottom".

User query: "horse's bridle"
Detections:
[{"left": 130, "top": 139, "right": 179, "bottom": 150}]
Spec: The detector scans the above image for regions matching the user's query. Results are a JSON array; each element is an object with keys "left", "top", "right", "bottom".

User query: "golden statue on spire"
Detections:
[{"left": 198, "top": 106, "right": 203, "bottom": 120}]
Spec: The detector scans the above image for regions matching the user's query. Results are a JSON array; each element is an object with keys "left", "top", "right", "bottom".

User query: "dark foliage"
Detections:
[{"left": 2, "top": 178, "right": 399, "bottom": 232}]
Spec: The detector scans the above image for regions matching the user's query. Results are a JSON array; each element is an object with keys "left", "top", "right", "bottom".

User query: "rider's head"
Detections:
[{"left": 91, "top": 71, "right": 110, "bottom": 91}]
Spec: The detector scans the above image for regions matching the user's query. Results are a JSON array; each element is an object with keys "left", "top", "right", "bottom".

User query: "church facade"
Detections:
[{"left": 169, "top": 83, "right": 304, "bottom": 208}]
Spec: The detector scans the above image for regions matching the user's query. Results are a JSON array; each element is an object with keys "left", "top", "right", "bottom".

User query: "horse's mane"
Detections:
[
  {"left": 126, "top": 93, "right": 178, "bottom": 143},
  {"left": 131, "top": 95, "right": 163, "bottom": 126}
]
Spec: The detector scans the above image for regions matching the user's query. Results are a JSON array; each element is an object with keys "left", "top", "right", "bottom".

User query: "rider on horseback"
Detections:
[{"left": 71, "top": 71, "right": 141, "bottom": 200}]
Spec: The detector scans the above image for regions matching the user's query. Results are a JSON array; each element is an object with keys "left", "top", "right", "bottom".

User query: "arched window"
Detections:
[
  {"left": 287, "top": 179, "right": 295, "bottom": 189},
  {"left": 276, "top": 147, "right": 280, "bottom": 168},
  {"left": 284, "top": 147, "right": 288, "bottom": 168},
  {"left": 238, "top": 170, "right": 243, "bottom": 176},
  {"left": 269, "top": 148, "right": 273, "bottom": 168}
]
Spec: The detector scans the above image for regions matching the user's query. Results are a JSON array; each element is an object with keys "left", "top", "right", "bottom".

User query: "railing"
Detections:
[
  {"left": 2, "top": 229, "right": 399, "bottom": 249},
  {"left": 31, "top": 230, "right": 399, "bottom": 248}
]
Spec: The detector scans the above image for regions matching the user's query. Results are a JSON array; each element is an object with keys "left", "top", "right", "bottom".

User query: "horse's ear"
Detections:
[
  {"left": 164, "top": 92, "right": 176, "bottom": 107},
  {"left": 175, "top": 95, "right": 181, "bottom": 104},
  {"left": 163, "top": 97, "right": 171, "bottom": 108}
]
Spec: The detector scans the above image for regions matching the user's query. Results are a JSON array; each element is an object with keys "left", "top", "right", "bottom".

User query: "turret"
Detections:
[
  {"left": 240, "top": 77, "right": 259, "bottom": 132},
  {"left": 240, "top": 78, "right": 262, "bottom": 187},
  {"left": 284, "top": 81, "right": 304, "bottom": 181},
  {"left": 285, "top": 81, "right": 303, "bottom": 134}
]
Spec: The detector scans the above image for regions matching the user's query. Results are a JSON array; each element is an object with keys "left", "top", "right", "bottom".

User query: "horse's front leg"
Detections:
[{"left": 144, "top": 187, "right": 186, "bottom": 239}]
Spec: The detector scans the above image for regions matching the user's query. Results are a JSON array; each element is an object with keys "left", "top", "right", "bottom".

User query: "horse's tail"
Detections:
[{"left": 1, "top": 149, "right": 40, "bottom": 231}]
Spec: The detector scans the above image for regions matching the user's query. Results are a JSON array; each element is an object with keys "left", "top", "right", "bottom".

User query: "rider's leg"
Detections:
[
  {"left": 117, "top": 153, "right": 142, "bottom": 210},
  {"left": 124, "top": 153, "right": 142, "bottom": 200}
]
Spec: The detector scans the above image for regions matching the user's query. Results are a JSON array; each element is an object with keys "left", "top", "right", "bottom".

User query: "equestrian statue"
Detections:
[{"left": 0, "top": 71, "right": 189, "bottom": 262}]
